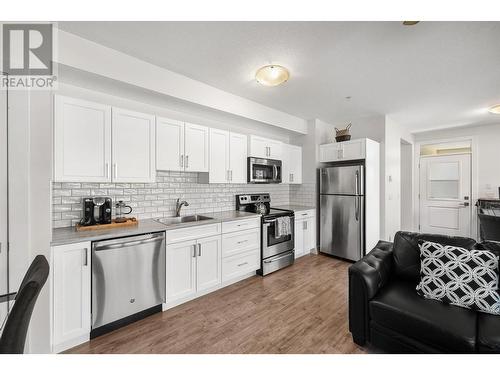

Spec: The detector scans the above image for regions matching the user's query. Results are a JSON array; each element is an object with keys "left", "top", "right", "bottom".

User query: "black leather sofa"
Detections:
[{"left": 348, "top": 231, "right": 500, "bottom": 353}]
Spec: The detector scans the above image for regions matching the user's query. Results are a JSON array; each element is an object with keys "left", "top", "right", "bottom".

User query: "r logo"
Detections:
[{"left": 2, "top": 23, "right": 53, "bottom": 75}]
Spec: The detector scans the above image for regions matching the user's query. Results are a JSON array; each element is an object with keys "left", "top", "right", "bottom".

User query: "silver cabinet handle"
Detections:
[
  {"left": 193, "top": 244, "right": 197, "bottom": 258},
  {"left": 230, "top": 170, "right": 233, "bottom": 181},
  {"left": 459, "top": 202, "right": 470, "bottom": 207},
  {"left": 237, "top": 240, "right": 248, "bottom": 244},
  {"left": 105, "top": 162, "right": 109, "bottom": 178},
  {"left": 180, "top": 155, "right": 184, "bottom": 168},
  {"left": 113, "top": 163, "right": 118, "bottom": 179},
  {"left": 237, "top": 262, "right": 248, "bottom": 267},
  {"left": 198, "top": 243, "right": 201, "bottom": 256},
  {"left": 83, "top": 248, "right": 88, "bottom": 266},
  {"left": 303, "top": 221, "right": 307, "bottom": 230},
  {"left": 185, "top": 155, "right": 189, "bottom": 169}
]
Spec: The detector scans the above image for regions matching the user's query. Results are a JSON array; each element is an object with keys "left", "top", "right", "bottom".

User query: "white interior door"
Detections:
[
  {"left": 209, "top": 128, "right": 230, "bottom": 183},
  {"left": 112, "top": 108, "right": 156, "bottom": 183},
  {"left": 229, "top": 132, "right": 247, "bottom": 183},
  {"left": 0, "top": 86, "right": 8, "bottom": 322},
  {"left": 156, "top": 117, "right": 184, "bottom": 172},
  {"left": 419, "top": 154, "right": 471, "bottom": 236},
  {"left": 184, "top": 123, "right": 209, "bottom": 172}
]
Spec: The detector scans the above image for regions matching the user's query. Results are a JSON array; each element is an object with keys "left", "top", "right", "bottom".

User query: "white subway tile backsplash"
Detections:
[{"left": 51, "top": 171, "right": 293, "bottom": 228}]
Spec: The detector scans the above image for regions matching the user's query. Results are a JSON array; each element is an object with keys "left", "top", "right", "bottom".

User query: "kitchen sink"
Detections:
[{"left": 156, "top": 215, "right": 214, "bottom": 225}]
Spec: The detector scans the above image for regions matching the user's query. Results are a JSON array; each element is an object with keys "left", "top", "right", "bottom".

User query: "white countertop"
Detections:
[{"left": 51, "top": 210, "right": 261, "bottom": 246}]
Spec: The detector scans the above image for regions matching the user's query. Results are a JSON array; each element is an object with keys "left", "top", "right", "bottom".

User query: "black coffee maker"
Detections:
[{"left": 80, "top": 197, "right": 112, "bottom": 226}]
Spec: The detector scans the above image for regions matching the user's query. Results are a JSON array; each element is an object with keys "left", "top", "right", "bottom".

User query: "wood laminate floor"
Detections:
[{"left": 67, "top": 254, "right": 366, "bottom": 354}]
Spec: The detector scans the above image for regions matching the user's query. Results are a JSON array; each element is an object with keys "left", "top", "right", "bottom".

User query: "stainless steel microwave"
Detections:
[{"left": 247, "top": 157, "right": 282, "bottom": 184}]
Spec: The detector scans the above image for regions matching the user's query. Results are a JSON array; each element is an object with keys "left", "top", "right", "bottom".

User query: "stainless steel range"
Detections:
[{"left": 236, "top": 194, "right": 294, "bottom": 275}]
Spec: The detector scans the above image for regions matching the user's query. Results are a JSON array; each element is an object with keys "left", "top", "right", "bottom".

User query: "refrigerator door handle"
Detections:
[
  {"left": 355, "top": 170, "right": 360, "bottom": 196},
  {"left": 355, "top": 196, "right": 359, "bottom": 221}
]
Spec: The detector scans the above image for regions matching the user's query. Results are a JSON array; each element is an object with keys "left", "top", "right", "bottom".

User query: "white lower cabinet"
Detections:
[
  {"left": 196, "top": 236, "right": 222, "bottom": 293},
  {"left": 294, "top": 210, "right": 316, "bottom": 258},
  {"left": 221, "top": 227, "right": 260, "bottom": 283},
  {"left": 51, "top": 241, "right": 91, "bottom": 353},
  {"left": 165, "top": 239, "right": 197, "bottom": 302}
]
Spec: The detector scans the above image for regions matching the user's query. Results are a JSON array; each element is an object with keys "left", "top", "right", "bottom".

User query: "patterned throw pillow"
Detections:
[{"left": 416, "top": 240, "right": 500, "bottom": 315}]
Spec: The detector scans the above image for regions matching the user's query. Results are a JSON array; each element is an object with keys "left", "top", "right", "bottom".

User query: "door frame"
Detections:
[{"left": 413, "top": 135, "right": 478, "bottom": 239}]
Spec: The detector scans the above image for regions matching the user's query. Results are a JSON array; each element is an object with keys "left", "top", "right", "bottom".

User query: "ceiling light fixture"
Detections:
[
  {"left": 402, "top": 21, "right": 420, "bottom": 26},
  {"left": 489, "top": 104, "right": 500, "bottom": 114},
  {"left": 255, "top": 65, "right": 290, "bottom": 87}
]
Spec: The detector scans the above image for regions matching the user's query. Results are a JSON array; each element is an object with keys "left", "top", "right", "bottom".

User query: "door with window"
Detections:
[{"left": 419, "top": 154, "right": 471, "bottom": 236}]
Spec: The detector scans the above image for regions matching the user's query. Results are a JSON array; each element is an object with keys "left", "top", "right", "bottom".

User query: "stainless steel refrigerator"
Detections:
[{"left": 319, "top": 163, "right": 365, "bottom": 261}]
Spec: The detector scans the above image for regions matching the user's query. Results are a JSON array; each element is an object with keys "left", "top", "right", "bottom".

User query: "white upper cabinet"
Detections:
[
  {"left": 249, "top": 135, "right": 283, "bottom": 160},
  {"left": 112, "top": 108, "right": 156, "bottom": 183},
  {"left": 156, "top": 117, "right": 185, "bottom": 172},
  {"left": 54, "top": 95, "right": 112, "bottom": 182},
  {"left": 282, "top": 144, "right": 302, "bottom": 184},
  {"left": 184, "top": 123, "right": 209, "bottom": 172},
  {"left": 209, "top": 128, "right": 230, "bottom": 183},
  {"left": 229, "top": 132, "right": 248, "bottom": 183},
  {"left": 319, "top": 138, "right": 366, "bottom": 162},
  {"left": 209, "top": 129, "right": 248, "bottom": 184}
]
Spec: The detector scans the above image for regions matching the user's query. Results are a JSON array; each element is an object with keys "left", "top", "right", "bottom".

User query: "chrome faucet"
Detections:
[{"left": 175, "top": 198, "right": 189, "bottom": 217}]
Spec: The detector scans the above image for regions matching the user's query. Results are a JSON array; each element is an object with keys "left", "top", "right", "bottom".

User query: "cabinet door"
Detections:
[
  {"left": 196, "top": 235, "right": 222, "bottom": 293},
  {"left": 52, "top": 241, "right": 91, "bottom": 352},
  {"left": 112, "top": 108, "right": 156, "bottom": 183},
  {"left": 281, "top": 144, "right": 291, "bottom": 184},
  {"left": 289, "top": 145, "right": 302, "bottom": 184},
  {"left": 341, "top": 139, "right": 365, "bottom": 161},
  {"left": 54, "top": 95, "right": 111, "bottom": 182},
  {"left": 249, "top": 135, "right": 269, "bottom": 158},
  {"left": 209, "top": 128, "right": 230, "bottom": 183},
  {"left": 268, "top": 139, "right": 283, "bottom": 160},
  {"left": 303, "top": 217, "right": 315, "bottom": 254},
  {"left": 184, "top": 123, "right": 209, "bottom": 172},
  {"left": 319, "top": 143, "right": 342, "bottom": 162},
  {"left": 156, "top": 117, "right": 184, "bottom": 172},
  {"left": 229, "top": 132, "right": 248, "bottom": 183},
  {"left": 294, "top": 218, "right": 304, "bottom": 258},
  {"left": 166, "top": 240, "right": 197, "bottom": 302}
]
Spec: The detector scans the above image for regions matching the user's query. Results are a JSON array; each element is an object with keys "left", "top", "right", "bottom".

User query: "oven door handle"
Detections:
[
  {"left": 263, "top": 219, "right": 277, "bottom": 225},
  {"left": 273, "top": 165, "right": 278, "bottom": 181},
  {"left": 264, "top": 252, "right": 293, "bottom": 264}
]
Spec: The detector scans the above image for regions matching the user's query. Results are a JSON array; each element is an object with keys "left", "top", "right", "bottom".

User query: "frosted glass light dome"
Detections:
[{"left": 255, "top": 65, "right": 290, "bottom": 87}]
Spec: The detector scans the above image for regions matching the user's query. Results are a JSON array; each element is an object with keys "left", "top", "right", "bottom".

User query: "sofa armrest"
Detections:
[{"left": 348, "top": 240, "right": 394, "bottom": 345}]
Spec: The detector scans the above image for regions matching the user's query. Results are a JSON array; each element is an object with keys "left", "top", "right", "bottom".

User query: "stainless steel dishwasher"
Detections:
[{"left": 91, "top": 232, "right": 165, "bottom": 336}]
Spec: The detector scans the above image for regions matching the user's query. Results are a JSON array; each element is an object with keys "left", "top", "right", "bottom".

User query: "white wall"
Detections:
[
  {"left": 384, "top": 116, "right": 414, "bottom": 241},
  {"left": 400, "top": 140, "right": 414, "bottom": 231},
  {"left": 414, "top": 123, "right": 500, "bottom": 199}
]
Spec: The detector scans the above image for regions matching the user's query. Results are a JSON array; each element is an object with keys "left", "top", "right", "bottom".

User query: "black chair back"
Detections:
[{"left": 0, "top": 255, "right": 49, "bottom": 354}]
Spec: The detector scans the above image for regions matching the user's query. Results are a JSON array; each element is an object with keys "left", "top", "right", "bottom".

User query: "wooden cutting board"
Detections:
[{"left": 75, "top": 217, "right": 138, "bottom": 232}]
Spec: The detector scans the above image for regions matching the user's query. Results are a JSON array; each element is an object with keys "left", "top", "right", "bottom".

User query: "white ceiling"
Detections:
[{"left": 58, "top": 21, "right": 500, "bottom": 133}]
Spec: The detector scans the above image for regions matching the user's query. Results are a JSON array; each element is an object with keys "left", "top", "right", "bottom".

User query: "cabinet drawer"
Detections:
[
  {"left": 222, "top": 217, "right": 260, "bottom": 234},
  {"left": 294, "top": 209, "right": 316, "bottom": 219},
  {"left": 222, "top": 250, "right": 260, "bottom": 282},
  {"left": 166, "top": 223, "right": 221, "bottom": 244},
  {"left": 222, "top": 228, "right": 260, "bottom": 258}
]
